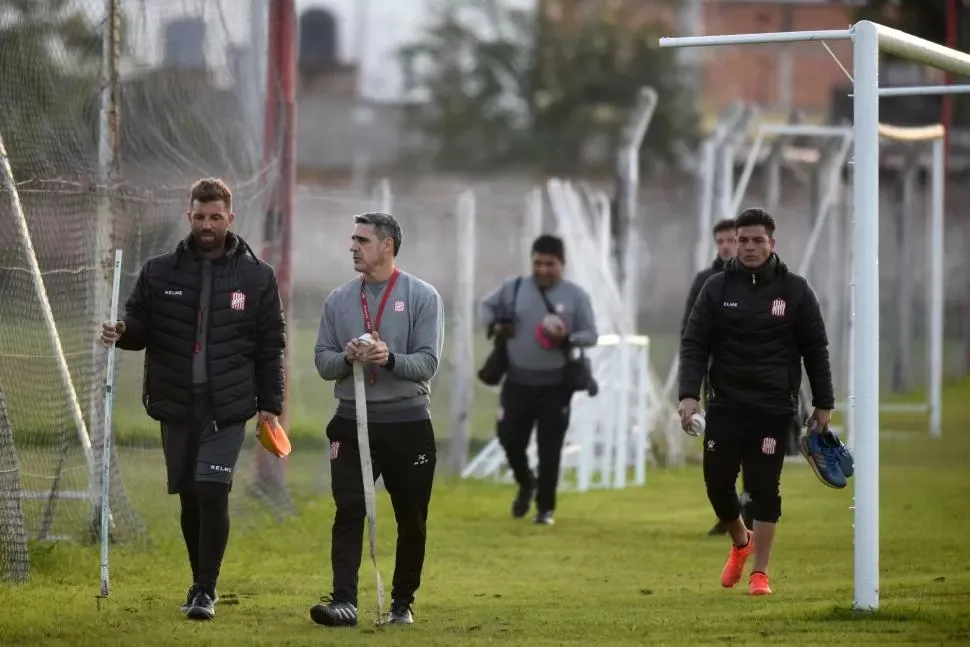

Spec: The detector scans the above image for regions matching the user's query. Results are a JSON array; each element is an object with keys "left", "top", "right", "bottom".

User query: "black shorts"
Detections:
[{"left": 160, "top": 388, "right": 245, "bottom": 495}]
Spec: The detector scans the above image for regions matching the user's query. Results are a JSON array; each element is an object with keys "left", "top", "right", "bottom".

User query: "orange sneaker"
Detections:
[
  {"left": 720, "top": 531, "right": 754, "bottom": 588},
  {"left": 749, "top": 571, "right": 772, "bottom": 596}
]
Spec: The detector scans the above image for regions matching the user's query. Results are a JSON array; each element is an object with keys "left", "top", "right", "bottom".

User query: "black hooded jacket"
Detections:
[
  {"left": 117, "top": 232, "right": 286, "bottom": 424},
  {"left": 680, "top": 257, "right": 726, "bottom": 339},
  {"left": 678, "top": 254, "right": 834, "bottom": 416}
]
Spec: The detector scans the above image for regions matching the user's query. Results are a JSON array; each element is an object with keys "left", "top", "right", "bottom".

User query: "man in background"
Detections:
[
  {"left": 680, "top": 218, "right": 753, "bottom": 537},
  {"left": 100, "top": 178, "right": 285, "bottom": 621},
  {"left": 480, "top": 234, "right": 598, "bottom": 526},
  {"left": 312, "top": 212, "right": 444, "bottom": 627}
]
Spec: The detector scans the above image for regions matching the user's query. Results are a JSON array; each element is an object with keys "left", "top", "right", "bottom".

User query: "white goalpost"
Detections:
[{"left": 659, "top": 20, "right": 970, "bottom": 612}]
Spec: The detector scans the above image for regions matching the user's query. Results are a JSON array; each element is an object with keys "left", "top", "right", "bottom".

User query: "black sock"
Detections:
[
  {"left": 178, "top": 491, "right": 201, "bottom": 583},
  {"left": 196, "top": 481, "right": 231, "bottom": 593}
]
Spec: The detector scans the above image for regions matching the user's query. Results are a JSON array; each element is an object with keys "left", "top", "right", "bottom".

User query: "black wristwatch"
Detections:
[{"left": 383, "top": 353, "right": 396, "bottom": 371}]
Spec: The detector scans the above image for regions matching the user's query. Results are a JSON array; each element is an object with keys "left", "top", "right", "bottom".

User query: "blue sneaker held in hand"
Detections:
[
  {"left": 799, "top": 425, "right": 849, "bottom": 489},
  {"left": 826, "top": 428, "right": 854, "bottom": 478}
]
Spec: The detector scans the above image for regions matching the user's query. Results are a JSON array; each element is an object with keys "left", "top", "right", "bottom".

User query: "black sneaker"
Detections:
[
  {"left": 534, "top": 510, "right": 554, "bottom": 525},
  {"left": 185, "top": 587, "right": 216, "bottom": 621},
  {"left": 707, "top": 520, "right": 728, "bottom": 536},
  {"left": 740, "top": 491, "right": 754, "bottom": 529},
  {"left": 512, "top": 482, "right": 535, "bottom": 518},
  {"left": 180, "top": 584, "right": 218, "bottom": 613},
  {"left": 310, "top": 596, "right": 358, "bottom": 627},
  {"left": 388, "top": 599, "right": 414, "bottom": 625}
]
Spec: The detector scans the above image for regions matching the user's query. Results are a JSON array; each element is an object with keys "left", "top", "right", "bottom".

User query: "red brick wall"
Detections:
[{"left": 698, "top": 3, "right": 855, "bottom": 120}]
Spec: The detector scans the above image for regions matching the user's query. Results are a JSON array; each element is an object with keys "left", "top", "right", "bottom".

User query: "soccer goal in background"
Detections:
[{"left": 659, "top": 17, "right": 970, "bottom": 613}]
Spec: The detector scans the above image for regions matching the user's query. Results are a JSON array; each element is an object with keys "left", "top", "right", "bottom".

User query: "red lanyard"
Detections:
[{"left": 359, "top": 269, "right": 400, "bottom": 383}]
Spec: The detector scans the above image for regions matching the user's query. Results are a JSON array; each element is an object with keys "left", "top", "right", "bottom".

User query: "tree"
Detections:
[
  {"left": 0, "top": 0, "right": 102, "bottom": 179},
  {"left": 398, "top": 0, "right": 694, "bottom": 174}
]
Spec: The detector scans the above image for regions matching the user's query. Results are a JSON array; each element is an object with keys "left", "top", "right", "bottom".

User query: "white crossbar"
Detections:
[
  {"left": 658, "top": 29, "right": 852, "bottom": 49},
  {"left": 880, "top": 84, "right": 970, "bottom": 97},
  {"left": 875, "top": 24, "right": 970, "bottom": 77},
  {"left": 759, "top": 124, "right": 854, "bottom": 138}
]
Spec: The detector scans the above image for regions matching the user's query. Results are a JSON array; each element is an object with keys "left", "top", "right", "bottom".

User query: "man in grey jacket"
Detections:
[
  {"left": 310, "top": 212, "right": 444, "bottom": 628},
  {"left": 480, "top": 234, "right": 598, "bottom": 526}
]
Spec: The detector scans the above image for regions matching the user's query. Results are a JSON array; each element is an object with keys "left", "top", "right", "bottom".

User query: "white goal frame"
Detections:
[{"left": 659, "top": 20, "right": 970, "bottom": 612}]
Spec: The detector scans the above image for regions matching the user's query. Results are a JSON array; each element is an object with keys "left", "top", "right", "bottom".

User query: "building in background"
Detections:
[
  {"left": 293, "top": 7, "right": 422, "bottom": 184},
  {"left": 538, "top": 0, "right": 957, "bottom": 131}
]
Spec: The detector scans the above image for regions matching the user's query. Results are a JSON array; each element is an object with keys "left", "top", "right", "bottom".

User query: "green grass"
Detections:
[{"left": 2, "top": 379, "right": 970, "bottom": 645}]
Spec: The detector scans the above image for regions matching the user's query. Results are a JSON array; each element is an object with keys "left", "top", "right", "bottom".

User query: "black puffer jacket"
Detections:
[
  {"left": 117, "top": 232, "right": 286, "bottom": 424},
  {"left": 680, "top": 257, "right": 726, "bottom": 339},
  {"left": 678, "top": 254, "right": 834, "bottom": 416}
]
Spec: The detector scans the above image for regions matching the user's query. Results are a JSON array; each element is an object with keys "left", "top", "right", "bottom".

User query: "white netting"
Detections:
[{"left": 0, "top": 0, "right": 276, "bottom": 581}]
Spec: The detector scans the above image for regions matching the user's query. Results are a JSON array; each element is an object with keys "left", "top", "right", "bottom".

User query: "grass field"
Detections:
[{"left": 2, "top": 377, "right": 970, "bottom": 646}]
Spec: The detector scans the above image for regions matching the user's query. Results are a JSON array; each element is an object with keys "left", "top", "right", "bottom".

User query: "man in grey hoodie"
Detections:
[
  {"left": 310, "top": 212, "right": 444, "bottom": 629},
  {"left": 480, "top": 234, "right": 597, "bottom": 526}
]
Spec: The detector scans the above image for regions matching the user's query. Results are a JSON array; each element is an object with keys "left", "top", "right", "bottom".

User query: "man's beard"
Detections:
[{"left": 193, "top": 230, "right": 224, "bottom": 251}]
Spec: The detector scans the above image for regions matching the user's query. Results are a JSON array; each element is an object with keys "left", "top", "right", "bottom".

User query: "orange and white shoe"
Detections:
[
  {"left": 720, "top": 530, "right": 754, "bottom": 588},
  {"left": 748, "top": 571, "right": 772, "bottom": 596}
]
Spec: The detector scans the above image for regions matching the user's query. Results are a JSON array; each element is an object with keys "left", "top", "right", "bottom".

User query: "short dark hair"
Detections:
[
  {"left": 354, "top": 212, "right": 402, "bottom": 256},
  {"left": 531, "top": 234, "right": 565, "bottom": 262},
  {"left": 735, "top": 208, "right": 776, "bottom": 236},
  {"left": 712, "top": 218, "right": 737, "bottom": 237},
  {"left": 190, "top": 177, "right": 232, "bottom": 211}
]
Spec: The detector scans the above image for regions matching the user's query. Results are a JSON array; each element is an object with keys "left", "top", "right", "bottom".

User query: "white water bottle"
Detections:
[{"left": 687, "top": 412, "right": 706, "bottom": 437}]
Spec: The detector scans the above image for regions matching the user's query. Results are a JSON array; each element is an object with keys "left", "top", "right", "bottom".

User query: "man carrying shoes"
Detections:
[{"left": 677, "top": 207, "right": 835, "bottom": 596}]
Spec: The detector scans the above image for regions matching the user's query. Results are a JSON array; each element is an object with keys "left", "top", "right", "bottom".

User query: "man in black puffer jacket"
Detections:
[
  {"left": 678, "top": 207, "right": 834, "bottom": 597},
  {"left": 100, "top": 178, "right": 285, "bottom": 620}
]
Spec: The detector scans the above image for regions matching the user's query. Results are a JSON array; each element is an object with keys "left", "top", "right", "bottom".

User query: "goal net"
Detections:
[{"left": 0, "top": 0, "right": 279, "bottom": 581}]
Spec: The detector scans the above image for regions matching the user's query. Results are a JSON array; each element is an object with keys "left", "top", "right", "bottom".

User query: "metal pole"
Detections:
[
  {"left": 879, "top": 84, "right": 970, "bottom": 96},
  {"left": 694, "top": 139, "right": 717, "bottom": 272},
  {"left": 618, "top": 87, "right": 657, "bottom": 334},
  {"left": 929, "top": 137, "right": 945, "bottom": 438},
  {"left": 851, "top": 19, "right": 881, "bottom": 612},
  {"left": 795, "top": 134, "right": 854, "bottom": 277},
  {"left": 252, "top": 0, "right": 297, "bottom": 512},
  {"left": 658, "top": 29, "right": 853, "bottom": 48},
  {"left": 91, "top": 0, "right": 121, "bottom": 521},
  {"left": 891, "top": 163, "right": 916, "bottom": 393},
  {"left": 874, "top": 23, "right": 970, "bottom": 77},
  {"left": 449, "top": 191, "right": 476, "bottom": 472}
]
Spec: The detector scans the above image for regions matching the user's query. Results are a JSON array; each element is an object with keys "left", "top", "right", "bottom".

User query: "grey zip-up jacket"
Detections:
[
  {"left": 314, "top": 270, "right": 445, "bottom": 422},
  {"left": 480, "top": 275, "right": 598, "bottom": 386}
]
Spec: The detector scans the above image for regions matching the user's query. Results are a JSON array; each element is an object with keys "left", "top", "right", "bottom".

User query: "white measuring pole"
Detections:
[
  {"left": 99, "top": 248, "right": 123, "bottom": 600},
  {"left": 352, "top": 334, "right": 385, "bottom": 624}
]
